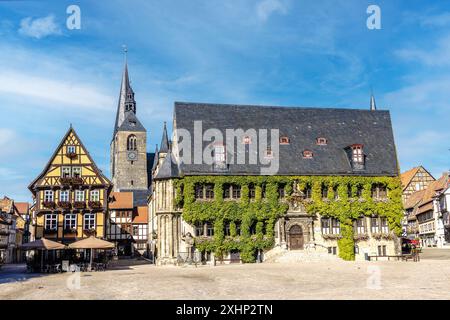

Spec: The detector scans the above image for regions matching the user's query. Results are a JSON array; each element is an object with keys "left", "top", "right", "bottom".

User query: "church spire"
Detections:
[
  {"left": 152, "top": 144, "right": 159, "bottom": 172},
  {"left": 160, "top": 122, "right": 170, "bottom": 153},
  {"left": 112, "top": 52, "right": 137, "bottom": 139},
  {"left": 370, "top": 91, "right": 377, "bottom": 111}
]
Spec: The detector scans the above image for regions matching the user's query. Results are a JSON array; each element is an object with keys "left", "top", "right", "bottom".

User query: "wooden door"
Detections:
[{"left": 289, "top": 225, "right": 304, "bottom": 250}]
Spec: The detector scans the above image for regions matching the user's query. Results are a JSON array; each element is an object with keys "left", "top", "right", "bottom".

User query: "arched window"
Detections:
[{"left": 127, "top": 135, "right": 137, "bottom": 151}]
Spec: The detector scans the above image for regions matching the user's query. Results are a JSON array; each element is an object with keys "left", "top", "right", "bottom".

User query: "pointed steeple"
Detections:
[
  {"left": 159, "top": 122, "right": 170, "bottom": 153},
  {"left": 152, "top": 144, "right": 159, "bottom": 172},
  {"left": 112, "top": 60, "right": 137, "bottom": 139},
  {"left": 370, "top": 91, "right": 377, "bottom": 111}
]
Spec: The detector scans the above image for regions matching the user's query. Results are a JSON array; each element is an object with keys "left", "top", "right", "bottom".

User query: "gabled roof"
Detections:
[
  {"left": 154, "top": 148, "right": 179, "bottom": 180},
  {"left": 400, "top": 166, "right": 435, "bottom": 190},
  {"left": 173, "top": 102, "right": 399, "bottom": 176},
  {"left": 14, "top": 202, "right": 30, "bottom": 215},
  {"left": 28, "top": 126, "right": 112, "bottom": 191},
  {"left": 0, "top": 196, "right": 13, "bottom": 213}
]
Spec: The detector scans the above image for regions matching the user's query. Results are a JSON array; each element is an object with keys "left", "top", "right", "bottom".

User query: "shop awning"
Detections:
[
  {"left": 21, "top": 238, "right": 66, "bottom": 250},
  {"left": 68, "top": 236, "right": 115, "bottom": 249}
]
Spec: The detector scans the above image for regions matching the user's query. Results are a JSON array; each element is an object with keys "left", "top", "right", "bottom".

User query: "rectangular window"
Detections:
[
  {"left": 64, "top": 214, "right": 77, "bottom": 229},
  {"left": 235, "top": 222, "right": 241, "bottom": 236},
  {"left": 331, "top": 218, "right": 340, "bottom": 234},
  {"left": 214, "top": 145, "right": 226, "bottom": 163},
  {"left": 372, "top": 185, "right": 387, "bottom": 200},
  {"left": 44, "top": 190, "right": 54, "bottom": 202},
  {"left": 278, "top": 184, "right": 286, "bottom": 199},
  {"left": 90, "top": 190, "right": 100, "bottom": 201},
  {"left": 83, "top": 213, "right": 96, "bottom": 230},
  {"left": 72, "top": 167, "right": 82, "bottom": 178},
  {"left": 224, "top": 223, "right": 231, "bottom": 236},
  {"left": 352, "top": 145, "right": 363, "bottom": 163},
  {"left": 133, "top": 226, "right": 139, "bottom": 237},
  {"left": 249, "top": 184, "right": 256, "bottom": 199},
  {"left": 232, "top": 185, "right": 241, "bottom": 199},
  {"left": 195, "top": 223, "right": 203, "bottom": 237},
  {"left": 321, "top": 185, "right": 328, "bottom": 199},
  {"left": 61, "top": 167, "right": 71, "bottom": 178},
  {"left": 194, "top": 184, "right": 204, "bottom": 199},
  {"left": 321, "top": 218, "right": 330, "bottom": 235},
  {"left": 206, "top": 222, "right": 214, "bottom": 237},
  {"left": 356, "top": 217, "right": 366, "bottom": 234},
  {"left": 223, "top": 184, "right": 231, "bottom": 199},
  {"left": 205, "top": 184, "right": 214, "bottom": 199},
  {"left": 371, "top": 217, "right": 380, "bottom": 233},
  {"left": 45, "top": 214, "right": 57, "bottom": 230},
  {"left": 75, "top": 190, "right": 85, "bottom": 202},
  {"left": 60, "top": 190, "right": 69, "bottom": 202},
  {"left": 67, "top": 145, "right": 76, "bottom": 154},
  {"left": 378, "top": 245, "right": 387, "bottom": 256},
  {"left": 305, "top": 187, "right": 312, "bottom": 199},
  {"left": 381, "top": 217, "right": 389, "bottom": 233}
]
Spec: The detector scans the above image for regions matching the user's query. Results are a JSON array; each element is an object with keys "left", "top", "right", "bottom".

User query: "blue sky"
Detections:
[{"left": 0, "top": 0, "right": 449, "bottom": 201}]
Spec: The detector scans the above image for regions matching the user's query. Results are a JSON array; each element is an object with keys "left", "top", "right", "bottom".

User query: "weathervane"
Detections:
[{"left": 122, "top": 44, "right": 128, "bottom": 61}]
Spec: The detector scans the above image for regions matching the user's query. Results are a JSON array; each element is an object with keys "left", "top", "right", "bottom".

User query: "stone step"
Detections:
[{"left": 264, "top": 246, "right": 341, "bottom": 263}]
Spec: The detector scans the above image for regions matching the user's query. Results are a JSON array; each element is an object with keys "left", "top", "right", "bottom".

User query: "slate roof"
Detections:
[
  {"left": 117, "top": 111, "right": 146, "bottom": 132},
  {"left": 154, "top": 149, "right": 179, "bottom": 180},
  {"left": 172, "top": 102, "right": 399, "bottom": 176},
  {"left": 146, "top": 152, "right": 155, "bottom": 187}
]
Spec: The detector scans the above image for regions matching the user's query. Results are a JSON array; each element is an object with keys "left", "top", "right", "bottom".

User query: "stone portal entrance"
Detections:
[{"left": 289, "top": 225, "right": 304, "bottom": 250}]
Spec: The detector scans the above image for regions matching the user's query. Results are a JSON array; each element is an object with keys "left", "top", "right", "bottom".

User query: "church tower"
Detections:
[{"left": 110, "top": 61, "right": 148, "bottom": 191}]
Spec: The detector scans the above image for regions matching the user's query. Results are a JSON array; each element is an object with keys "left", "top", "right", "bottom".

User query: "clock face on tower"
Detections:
[{"left": 127, "top": 151, "right": 137, "bottom": 161}]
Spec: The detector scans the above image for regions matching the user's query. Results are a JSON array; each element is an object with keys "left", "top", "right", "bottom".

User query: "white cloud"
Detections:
[
  {"left": 420, "top": 12, "right": 450, "bottom": 27},
  {"left": 395, "top": 35, "right": 450, "bottom": 67},
  {"left": 0, "top": 70, "right": 114, "bottom": 110},
  {"left": 256, "top": 0, "right": 288, "bottom": 22},
  {"left": 0, "top": 128, "right": 15, "bottom": 148},
  {"left": 18, "top": 15, "right": 61, "bottom": 39}
]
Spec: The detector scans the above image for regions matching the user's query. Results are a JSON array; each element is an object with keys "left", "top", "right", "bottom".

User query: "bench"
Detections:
[{"left": 368, "top": 254, "right": 416, "bottom": 261}]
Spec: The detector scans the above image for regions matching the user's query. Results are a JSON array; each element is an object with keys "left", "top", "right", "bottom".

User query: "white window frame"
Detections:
[
  {"left": 331, "top": 218, "right": 340, "bottom": 235},
  {"left": 60, "top": 190, "right": 69, "bottom": 202},
  {"left": 75, "top": 190, "right": 85, "bottom": 202},
  {"left": 83, "top": 213, "right": 96, "bottom": 230},
  {"left": 45, "top": 214, "right": 57, "bottom": 230},
  {"left": 321, "top": 218, "right": 330, "bottom": 235},
  {"left": 64, "top": 214, "right": 77, "bottom": 229},
  {"left": 44, "top": 190, "right": 54, "bottom": 202},
  {"left": 72, "top": 167, "right": 82, "bottom": 178},
  {"left": 61, "top": 167, "right": 71, "bottom": 178},
  {"left": 352, "top": 145, "right": 364, "bottom": 163},
  {"left": 67, "top": 145, "right": 76, "bottom": 154},
  {"left": 90, "top": 190, "right": 100, "bottom": 201},
  {"left": 214, "top": 144, "right": 226, "bottom": 163}
]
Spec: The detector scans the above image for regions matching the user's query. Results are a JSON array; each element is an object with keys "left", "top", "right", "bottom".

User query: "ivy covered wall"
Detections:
[{"left": 174, "top": 175, "right": 403, "bottom": 263}]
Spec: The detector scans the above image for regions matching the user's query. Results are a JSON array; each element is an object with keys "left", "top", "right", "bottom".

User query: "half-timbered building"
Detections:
[
  {"left": 28, "top": 127, "right": 112, "bottom": 244},
  {"left": 106, "top": 191, "right": 148, "bottom": 256}
]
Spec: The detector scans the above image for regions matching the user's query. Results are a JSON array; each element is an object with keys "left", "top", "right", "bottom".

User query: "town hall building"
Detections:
[{"left": 109, "top": 61, "right": 404, "bottom": 264}]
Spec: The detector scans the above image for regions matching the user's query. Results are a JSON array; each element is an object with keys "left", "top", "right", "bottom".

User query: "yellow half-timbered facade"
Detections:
[{"left": 29, "top": 127, "right": 112, "bottom": 244}]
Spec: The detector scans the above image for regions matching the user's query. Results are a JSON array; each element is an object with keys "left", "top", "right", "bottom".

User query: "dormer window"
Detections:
[
  {"left": 302, "top": 150, "right": 313, "bottom": 159},
  {"left": 316, "top": 137, "right": 327, "bottom": 145},
  {"left": 351, "top": 144, "right": 364, "bottom": 164},
  {"left": 280, "top": 136, "right": 290, "bottom": 145},
  {"left": 265, "top": 147, "right": 273, "bottom": 158},
  {"left": 242, "top": 136, "right": 251, "bottom": 144}
]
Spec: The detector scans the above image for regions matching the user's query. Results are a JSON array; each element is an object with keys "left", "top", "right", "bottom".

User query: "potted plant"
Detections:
[
  {"left": 42, "top": 201, "right": 56, "bottom": 209},
  {"left": 73, "top": 201, "right": 86, "bottom": 209},
  {"left": 88, "top": 201, "right": 102, "bottom": 209},
  {"left": 58, "top": 201, "right": 71, "bottom": 209}
]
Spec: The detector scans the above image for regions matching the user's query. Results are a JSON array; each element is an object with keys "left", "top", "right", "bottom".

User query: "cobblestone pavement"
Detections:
[{"left": 2, "top": 257, "right": 450, "bottom": 300}]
